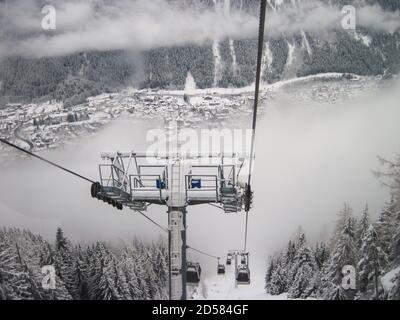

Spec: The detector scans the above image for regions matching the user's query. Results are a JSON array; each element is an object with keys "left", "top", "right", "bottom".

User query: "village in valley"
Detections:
[{"left": 0, "top": 74, "right": 384, "bottom": 161}]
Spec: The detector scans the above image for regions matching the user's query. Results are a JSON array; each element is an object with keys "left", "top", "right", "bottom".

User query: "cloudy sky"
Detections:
[{"left": 0, "top": 0, "right": 399, "bottom": 58}]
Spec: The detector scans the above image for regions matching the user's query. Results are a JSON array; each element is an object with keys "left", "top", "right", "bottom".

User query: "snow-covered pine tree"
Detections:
[
  {"left": 314, "top": 242, "right": 330, "bottom": 271},
  {"left": 12, "top": 228, "right": 72, "bottom": 300},
  {"left": 288, "top": 232, "right": 318, "bottom": 299},
  {"left": 319, "top": 206, "right": 358, "bottom": 300},
  {"left": 0, "top": 239, "right": 32, "bottom": 300},
  {"left": 87, "top": 243, "right": 121, "bottom": 300},
  {"left": 392, "top": 223, "right": 400, "bottom": 265},
  {"left": 52, "top": 228, "right": 83, "bottom": 299},
  {"left": 330, "top": 203, "right": 355, "bottom": 250},
  {"left": 356, "top": 204, "right": 370, "bottom": 249},
  {"left": 285, "top": 240, "right": 296, "bottom": 272},
  {"left": 113, "top": 258, "right": 132, "bottom": 300},
  {"left": 267, "top": 253, "right": 288, "bottom": 295},
  {"left": 387, "top": 269, "right": 400, "bottom": 299},
  {"left": 376, "top": 155, "right": 400, "bottom": 209},
  {"left": 0, "top": 227, "right": 169, "bottom": 300},
  {"left": 265, "top": 258, "right": 275, "bottom": 293},
  {"left": 55, "top": 227, "right": 68, "bottom": 251},
  {"left": 357, "top": 225, "right": 387, "bottom": 299},
  {"left": 73, "top": 247, "right": 89, "bottom": 300},
  {"left": 151, "top": 243, "right": 169, "bottom": 299},
  {"left": 375, "top": 198, "right": 398, "bottom": 264},
  {"left": 120, "top": 250, "right": 142, "bottom": 299}
]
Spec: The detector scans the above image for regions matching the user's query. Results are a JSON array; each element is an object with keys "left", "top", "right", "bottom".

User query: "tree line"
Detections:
[
  {"left": 265, "top": 155, "right": 400, "bottom": 300},
  {"left": 0, "top": 227, "right": 169, "bottom": 300}
]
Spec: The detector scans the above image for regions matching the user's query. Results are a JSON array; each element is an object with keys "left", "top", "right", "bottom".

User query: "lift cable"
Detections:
[
  {"left": 137, "top": 212, "right": 226, "bottom": 262},
  {"left": 136, "top": 210, "right": 169, "bottom": 233},
  {"left": 243, "top": 0, "right": 267, "bottom": 253},
  {"left": 186, "top": 245, "right": 225, "bottom": 260},
  {"left": 136, "top": 212, "right": 225, "bottom": 262},
  {"left": 0, "top": 138, "right": 223, "bottom": 262},
  {"left": 0, "top": 138, "right": 95, "bottom": 184}
]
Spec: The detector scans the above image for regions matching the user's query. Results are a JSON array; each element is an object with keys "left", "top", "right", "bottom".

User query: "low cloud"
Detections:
[{"left": 0, "top": 0, "right": 399, "bottom": 58}]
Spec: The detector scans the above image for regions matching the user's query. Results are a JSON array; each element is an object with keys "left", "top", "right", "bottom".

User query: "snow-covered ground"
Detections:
[
  {"left": 381, "top": 267, "right": 400, "bottom": 293},
  {"left": 158, "top": 73, "right": 351, "bottom": 96},
  {"left": 191, "top": 268, "right": 287, "bottom": 300}
]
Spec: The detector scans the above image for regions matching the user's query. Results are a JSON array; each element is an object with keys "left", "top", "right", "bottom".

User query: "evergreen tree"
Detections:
[
  {"left": 71, "top": 246, "right": 89, "bottom": 300},
  {"left": 133, "top": 251, "right": 150, "bottom": 300},
  {"left": 358, "top": 225, "right": 387, "bottom": 299},
  {"left": 267, "top": 254, "right": 288, "bottom": 295},
  {"left": 91, "top": 243, "right": 121, "bottom": 300},
  {"left": 375, "top": 198, "right": 398, "bottom": 262},
  {"left": 319, "top": 210, "right": 358, "bottom": 300},
  {"left": 314, "top": 242, "right": 330, "bottom": 271},
  {"left": 55, "top": 227, "right": 68, "bottom": 251},
  {"left": 152, "top": 244, "right": 169, "bottom": 298},
  {"left": 265, "top": 258, "right": 275, "bottom": 293},
  {"left": 392, "top": 223, "right": 400, "bottom": 265},
  {"left": 388, "top": 269, "right": 400, "bottom": 300},
  {"left": 356, "top": 204, "right": 370, "bottom": 249},
  {"left": 0, "top": 241, "right": 32, "bottom": 300},
  {"left": 330, "top": 203, "right": 354, "bottom": 249},
  {"left": 113, "top": 259, "right": 132, "bottom": 300},
  {"left": 288, "top": 233, "right": 318, "bottom": 299},
  {"left": 285, "top": 240, "right": 297, "bottom": 271},
  {"left": 121, "top": 251, "right": 141, "bottom": 300},
  {"left": 0, "top": 228, "right": 169, "bottom": 300}
]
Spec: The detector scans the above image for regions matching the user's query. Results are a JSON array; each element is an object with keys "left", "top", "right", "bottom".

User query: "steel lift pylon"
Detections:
[{"left": 91, "top": 151, "right": 252, "bottom": 300}]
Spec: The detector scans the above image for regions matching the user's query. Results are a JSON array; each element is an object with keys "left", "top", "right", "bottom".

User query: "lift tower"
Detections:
[{"left": 91, "top": 150, "right": 250, "bottom": 300}]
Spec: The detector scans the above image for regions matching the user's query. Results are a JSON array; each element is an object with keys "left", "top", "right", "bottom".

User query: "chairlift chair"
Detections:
[
  {"left": 186, "top": 262, "right": 201, "bottom": 285},
  {"left": 236, "top": 265, "right": 251, "bottom": 285},
  {"left": 217, "top": 264, "right": 226, "bottom": 275},
  {"left": 226, "top": 253, "right": 232, "bottom": 265}
]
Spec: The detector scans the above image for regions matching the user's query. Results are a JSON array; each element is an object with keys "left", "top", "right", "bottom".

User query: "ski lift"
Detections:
[
  {"left": 191, "top": 179, "right": 201, "bottom": 189},
  {"left": 186, "top": 262, "right": 201, "bottom": 285},
  {"left": 216, "top": 257, "right": 225, "bottom": 275},
  {"left": 226, "top": 253, "right": 232, "bottom": 265},
  {"left": 236, "top": 265, "right": 251, "bottom": 285},
  {"left": 217, "top": 264, "right": 226, "bottom": 275},
  {"left": 156, "top": 178, "right": 166, "bottom": 189}
]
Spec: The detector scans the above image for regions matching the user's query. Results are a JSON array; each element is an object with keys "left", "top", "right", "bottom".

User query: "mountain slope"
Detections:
[{"left": 0, "top": 0, "right": 399, "bottom": 104}]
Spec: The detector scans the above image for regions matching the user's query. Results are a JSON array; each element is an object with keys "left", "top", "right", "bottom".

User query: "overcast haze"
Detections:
[{"left": 0, "top": 0, "right": 399, "bottom": 58}]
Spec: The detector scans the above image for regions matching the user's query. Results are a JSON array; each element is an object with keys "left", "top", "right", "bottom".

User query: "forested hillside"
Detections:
[
  {"left": 265, "top": 155, "right": 400, "bottom": 300},
  {"left": 0, "top": 0, "right": 399, "bottom": 105},
  {"left": 0, "top": 227, "right": 169, "bottom": 300}
]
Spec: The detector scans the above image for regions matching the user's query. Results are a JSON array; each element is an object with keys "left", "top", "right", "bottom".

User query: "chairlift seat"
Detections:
[
  {"left": 101, "top": 186, "right": 131, "bottom": 203},
  {"left": 127, "top": 201, "right": 147, "bottom": 212},
  {"left": 156, "top": 179, "right": 166, "bottom": 189},
  {"left": 217, "top": 264, "right": 226, "bottom": 275},
  {"left": 236, "top": 266, "right": 251, "bottom": 285},
  {"left": 187, "top": 262, "right": 201, "bottom": 285},
  {"left": 191, "top": 179, "right": 202, "bottom": 189}
]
